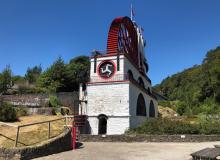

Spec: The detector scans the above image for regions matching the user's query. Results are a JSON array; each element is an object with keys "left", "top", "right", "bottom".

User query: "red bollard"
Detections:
[{"left": 72, "top": 126, "right": 76, "bottom": 150}]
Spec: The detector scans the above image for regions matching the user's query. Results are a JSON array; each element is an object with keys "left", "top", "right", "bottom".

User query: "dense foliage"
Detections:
[
  {"left": 128, "top": 118, "right": 220, "bottom": 135},
  {"left": 0, "top": 66, "right": 13, "bottom": 94},
  {"left": 36, "top": 56, "right": 90, "bottom": 92},
  {"left": 0, "top": 56, "right": 90, "bottom": 94},
  {"left": 155, "top": 46, "right": 220, "bottom": 115},
  {"left": 25, "top": 65, "right": 42, "bottom": 84},
  {"left": 64, "top": 56, "right": 90, "bottom": 91},
  {"left": 37, "top": 57, "right": 66, "bottom": 92},
  {"left": 0, "top": 102, "right": 17, "bottom": 122}
]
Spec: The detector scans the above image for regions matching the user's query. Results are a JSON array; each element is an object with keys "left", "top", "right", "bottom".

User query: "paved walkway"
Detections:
[{"left": 34, "top": 142, "right": 220, "bottom": 160}]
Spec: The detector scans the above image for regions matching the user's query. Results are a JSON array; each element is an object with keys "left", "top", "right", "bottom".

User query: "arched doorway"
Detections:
[
  {"left": 149, "top": 100, "right": 155, "bottom": 117},
  {"left": 136, "top": 93, "right": 146, "bottom": 116},
  {"left": 98, "top": 114, "right": 108, "bottom": 134}
]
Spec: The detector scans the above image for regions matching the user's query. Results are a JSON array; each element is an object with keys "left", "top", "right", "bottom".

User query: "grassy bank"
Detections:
[
  {"left": 127, "top": 118, "right": 220, "bottom": 135},
  {"left": 0, "top": 115, "right": 65, "bottom": 148}
]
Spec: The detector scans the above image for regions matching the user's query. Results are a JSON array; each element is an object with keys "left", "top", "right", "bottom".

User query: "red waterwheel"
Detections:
[{"left": 107, "top": 16, "right": 139, "bottom": 66}]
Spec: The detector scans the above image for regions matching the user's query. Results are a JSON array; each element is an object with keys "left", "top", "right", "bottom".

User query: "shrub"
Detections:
[
  {"left": 60, "top": 107, "right": 70, "bottom": 115},
  {"left": 51, "top": 108, "right": 57, "bottom": 115},
  {"left": 0, "top": 102, "right": 17, "bottom": 122},
  {"left": 127, "top": 118, "right": 220, "bottom": 135},
  {"left": 48, "top": 95, "right": 59, "bottom": 108},
  {"left": 158, "top": 100, "right": 172, "bottom": 108},
  {"left": 15, "top": 106, "right": 28, "bottom": 117},
  {"left": 51, "top": 107, "right": 63, "bottom": 115}
]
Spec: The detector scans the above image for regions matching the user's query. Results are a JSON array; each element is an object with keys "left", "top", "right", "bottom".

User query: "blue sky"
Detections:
[{"left": 0, "top": 0, "right": 220, "bottom": 85}]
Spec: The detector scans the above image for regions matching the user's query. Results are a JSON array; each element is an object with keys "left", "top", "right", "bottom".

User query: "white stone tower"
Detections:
[{"left": 84, "top": 16, "right": 158, "bottom": 135}]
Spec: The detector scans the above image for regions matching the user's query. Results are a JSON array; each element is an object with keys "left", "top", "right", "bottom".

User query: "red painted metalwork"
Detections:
[
  {"left": 72, "top": 126, "right": 76, "bottom": 149},
  {"left": 107, "top": 16, "right": 139, "bottom": 66},
  {"left": 73, "top": 115, "right": 87, "bottom": 127},
  {"left": 71, "top": 115, "right": 87, "bottom": 150}
]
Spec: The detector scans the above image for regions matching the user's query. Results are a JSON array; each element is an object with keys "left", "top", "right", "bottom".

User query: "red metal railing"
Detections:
[{"left": 70, "top": 115, "right": 87, "bottom": 150}]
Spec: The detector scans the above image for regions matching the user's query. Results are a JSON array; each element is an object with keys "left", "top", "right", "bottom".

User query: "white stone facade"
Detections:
[{"left": 84, "top": 54, "right": 158, "bottom": 135}]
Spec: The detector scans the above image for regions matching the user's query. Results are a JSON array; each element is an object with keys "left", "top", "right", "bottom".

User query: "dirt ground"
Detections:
[
  {"left": 34, "top": 141, "right": 220, "bottom": 160},
  {"left": 0, "top": 115, "right": 64, "bottom": 147}
]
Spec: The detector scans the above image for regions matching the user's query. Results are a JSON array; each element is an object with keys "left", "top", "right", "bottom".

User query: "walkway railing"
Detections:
[
  {"left": 90, "top": 74, "right": 128, "bottom": 83},
  {"left": 14, "top": 117, "right": 67, "bottom": 147}
]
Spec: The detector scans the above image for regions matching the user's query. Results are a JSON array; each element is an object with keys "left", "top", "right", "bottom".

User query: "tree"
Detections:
[
  {"left": 37, "top": 57, "right": 65, "bottom": 92},
  {"left": 154, "top": 46, "right": 220, "bottom": 115},
  {"left": 25, "top": 65, "right": 42, "bottom": 84},
  {"left": 64, "top": 56, "right": 90, "bottom": 91},
  {"left": 37, "top": 56, "right": 90, "bottom": 92},
  {"left": 0, "top": 65, "right": 13, "bottom": 94}
]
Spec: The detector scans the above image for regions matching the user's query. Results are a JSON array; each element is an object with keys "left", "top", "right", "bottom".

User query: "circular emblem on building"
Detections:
[{"left": 98, "top": 61, "right": 115, "bottom": 79}]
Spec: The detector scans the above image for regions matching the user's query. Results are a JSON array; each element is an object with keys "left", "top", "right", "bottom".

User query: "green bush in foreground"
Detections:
[
  {"left": 15, "top": 106, "right": 28, "bottom": 117},
  {"left": 0, "top": 102, "right": 17, "bottom": 122},
  {"left": 127, "top": 118, "right": 220, "bottom": 135}
]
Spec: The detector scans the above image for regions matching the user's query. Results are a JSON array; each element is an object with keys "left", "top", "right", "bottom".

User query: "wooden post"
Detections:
[
  {"left": 48, "top": 121, "right": 51, "bottom": 139},
  {"left": 15, "top": 126, "right": 20, "bottom": 147}
]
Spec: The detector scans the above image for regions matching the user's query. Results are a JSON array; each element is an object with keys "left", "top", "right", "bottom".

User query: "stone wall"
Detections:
[
  {"left": 0, "top": 128, "right": 72, "bottom": 160},
  {"left": 80, "top": 134, "right": 220, "bottom": 142},
  {"left": 27, "top": 107, "right": 53, "bottom": 115},
  {"left": 87, "top": 83, "right": 130, "bottom": 116},
  {"left": 1, "top": 92, "right": 79, "bottom": 112},
  {"left": 86, "top": 83, "right": 130, "bottom": 135}
]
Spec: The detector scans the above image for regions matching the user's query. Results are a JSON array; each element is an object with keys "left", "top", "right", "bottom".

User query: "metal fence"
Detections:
[
  {"left": 0, "top": 115, "right": 86, "bottom": 148},
  {"left": 14, "top": 117, "right": 68, "bottom": 147},
  {"left": 90, "top": 74, "right": 128, "bottom": 83}
]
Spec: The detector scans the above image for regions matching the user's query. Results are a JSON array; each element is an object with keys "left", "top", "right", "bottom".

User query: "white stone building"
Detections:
[{"left": 81, "top": 16, "right": 158, "bottom": 135}]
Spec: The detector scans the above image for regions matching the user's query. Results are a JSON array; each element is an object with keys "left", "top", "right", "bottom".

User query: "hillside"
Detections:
[{"left": 154, "top": 46, "right": 220, "bottom": 115}]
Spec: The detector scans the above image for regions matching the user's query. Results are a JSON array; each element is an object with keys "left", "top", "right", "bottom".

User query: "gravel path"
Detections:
[{"left": 34, "top": 141, "right": 220, "bottom": 160}]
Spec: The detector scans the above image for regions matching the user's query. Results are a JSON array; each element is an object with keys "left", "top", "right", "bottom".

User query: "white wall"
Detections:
[
  {"left": 87, "top": 82, "right": 129, "bottom": 116},
  {"left": 129, "top": 116, "right": 147, "bottom": 128},
  {"left": 129, "top": 83, "right": 151, "bottom": 116},
  {"left": 86, "top": 54, "right": 158, "bottom": 135},
  {"left": 124, "top": 57, "right": 152, "bottom": 91},
  {"left": 88, "top": 117, "right": 129, "bottom": 135},
  {"left": 90, "top": 55, "right": 125, "bottom": 79},
  {"left": 128, "top": 83, "right": 158, "bottom": 128}
]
